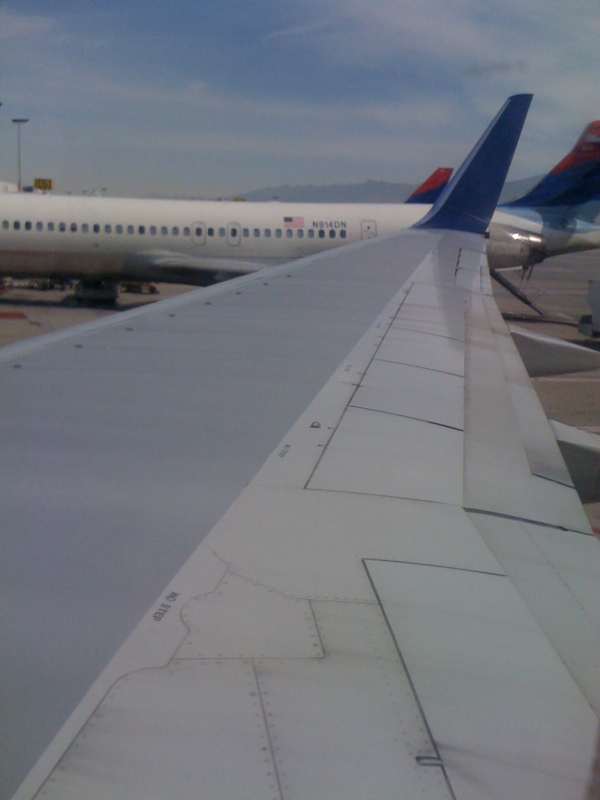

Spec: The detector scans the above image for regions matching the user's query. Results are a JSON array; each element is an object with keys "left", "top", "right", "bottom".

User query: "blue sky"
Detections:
[{"left": 1, "top": 1, "right": 599, "bottom": 197}]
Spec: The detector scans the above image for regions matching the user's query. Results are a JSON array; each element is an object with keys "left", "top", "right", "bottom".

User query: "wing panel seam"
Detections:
[
  {"left": 252, "top": 661, "right": 285, "bottom": 800},
  {"left": 362, "top": 559, "right": 459, "bottom": 800},
  {"left": 302, "top": 286, "right": 416, "bottom": 489},
  {"left": 364, "top": 557, "right": 505, "bottom": 578},
  {"left": 374, "top": 357, "right": 463, "bottom": 378},
  {"left": 347, "top": 404, "right": 464, "bottom": 431},
  {"left": 466, "top": 507, "right": 592, "bottom": 535}
]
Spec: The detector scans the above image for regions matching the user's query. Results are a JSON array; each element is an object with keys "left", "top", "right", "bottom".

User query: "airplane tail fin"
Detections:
[
  {"left": 406, "top": 167, "right": 453, "bottom": 204},
  {"left": 415, "top": 94, "right": 533, "bottom": 235},
  {"left": 506, "top": 121, "right": 600, "bottom": 210}
]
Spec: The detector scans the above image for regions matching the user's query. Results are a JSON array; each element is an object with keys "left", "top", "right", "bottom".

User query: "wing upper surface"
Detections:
[
  {"left": 6, "top": 95, "right": 600, "bottom": 799},
  {"left": 0, "top": 232, "right": 436, "bottom": 799}
]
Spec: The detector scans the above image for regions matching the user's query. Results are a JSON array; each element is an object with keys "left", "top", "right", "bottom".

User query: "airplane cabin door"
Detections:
[
  {"left": 228, "top": 222, "right": 241, "bottom": 246},
  {"left": 361, "top": 220, "right": 377, "bottom": 240}
]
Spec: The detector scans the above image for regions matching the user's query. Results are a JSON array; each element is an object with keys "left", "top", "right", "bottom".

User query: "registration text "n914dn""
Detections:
[{"left": 312, "top": 220, "right": 347, "bottom": 229}]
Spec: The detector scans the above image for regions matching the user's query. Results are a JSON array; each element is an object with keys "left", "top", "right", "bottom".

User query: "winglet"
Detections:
[{"left": 415, "top": 94, "right": 533, "bottom": 234}]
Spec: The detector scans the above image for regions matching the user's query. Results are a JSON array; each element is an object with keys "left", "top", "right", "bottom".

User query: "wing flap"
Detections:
[
  {"left": 550, "top": 419, "right": 600, "bottom": 501},
  {"left": 509, "top": 324, "right": 600, "bottom": 377},
  {"left": 367, "top": 558, "right": 599, "bottom": 800},
  {"left": 469, "top": 513, "right": 600, "bottom": 715},
  {"left": 463, "top": 290, "right": 588, "bottom": 531}
]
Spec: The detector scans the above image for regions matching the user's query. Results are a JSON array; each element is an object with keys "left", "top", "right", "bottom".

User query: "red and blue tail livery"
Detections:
[
  {"left": 507, "top": 120, "right": 600, "bottom": 208},
  {"left": 406, "top": 167, "right": 453, "bottom": 204}
]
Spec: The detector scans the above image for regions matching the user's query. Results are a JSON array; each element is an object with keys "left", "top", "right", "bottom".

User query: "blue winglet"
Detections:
[{"left": 415, "top": 94, "right": 533, "bottom": 234}]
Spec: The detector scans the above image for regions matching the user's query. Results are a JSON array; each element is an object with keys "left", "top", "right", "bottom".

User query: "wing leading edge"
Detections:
[{"left": 8, "top": 96, "right": 600, "bottom": 799}]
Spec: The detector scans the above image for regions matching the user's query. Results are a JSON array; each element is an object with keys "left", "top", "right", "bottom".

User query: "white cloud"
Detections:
[
  {"left": 0, "top": 7, "right": 55, "bottom": 40},
  {"left": 262, "top": 19, "right": 332, "bottom": 42}
]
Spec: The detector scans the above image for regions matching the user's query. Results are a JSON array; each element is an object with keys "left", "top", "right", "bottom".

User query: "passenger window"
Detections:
[
  {"left": 161, "top": 226, "right": 168, "bottom": 236},
  {"left": 183, "top": 226, "right": 190, "bottom": 236},
  {"left": 82, "top": 223, "right": 89, "bottom": 233},
  {"left": 253, "top": 228, "right": 260, "bottom": 237},
  {"left": 172, "top": 227, "right": 179, "bottom": 236},
  {"left": 93, "top": 224, "right": 100, "bottom": 234},
  {"left": 275, "top": 229, "right": 282, "bottom": 238},
  {"left": 138, "top": 225, "right": 145, "bottom": 235},
  {"left": 116, "top": 224, "right": 123, "bottom": 234},
  {"left": 230, "top": 228, "right": 237, "bottom": 237},
  {"left": 105, "top": 224, "right": 112, "bottom": 234},
  {"left": 329, "top": 230, "right": 335, "bottom": 238},
  {"left": 243, "top": 228, "right": 249, "bottom": 237},
  {"left": 297, "top": 229, "right": 304, "bottom": 238},
  {"left": 127, "top": 225, "right": 134, "bottom": 234},
  {"left": 340, "top": 229, "right": 347, "bottom": 239},
  {"left": 286, "top": 229, "right": 292, "bottom": 238},
  {"left": 13, "top": 221, "right": 20, "bottom": 230},
  {"left": 36, "top": 221, "right": 43, "bottom": 231},
  {"left": 150, "top": 226, "right": 157, "bottom": 235},
  {"left": 48, "top": 222, "right": 55, "bottom": 231},
  {"left": 318, "top": 229, "right": 325, "bottom": 238},
  {"left": 70, "top": 223, "right": 77, "bottom": 232},
  {"left": 195, "top": 226, "right": 203, "bottom": 237},
  {"left": 265, "top": 229, "right": 271, "bottom": 238},
  {"left": 2, "top": 220, "right": 9, "bottom": 230},
  {"left": 25, "top": 221, "right": 32, "bottom": 230},
  {"left": 218, "top": 227, "right": 225, "bottom": 237},
  {"left": 307, "top": 229, "right": 314, "bottom": 238},
  {"left": 59, "top": 222, "right": 66, "bottom": 232},
  {"left": 207, "top": 227, "right": 214, "bottom": 236}
]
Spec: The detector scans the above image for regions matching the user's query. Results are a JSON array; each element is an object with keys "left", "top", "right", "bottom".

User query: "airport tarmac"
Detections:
[
  {"left": 0, "top": 280, "right": 198, "bottom": 348},
  {"left": 2, "top": 250, "right": 600, "bottom": 527},
  {"left": 492, "top": 250, "right": 600, "bottom": 433}
]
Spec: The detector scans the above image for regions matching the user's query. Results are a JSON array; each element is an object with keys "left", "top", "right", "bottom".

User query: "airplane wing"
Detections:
[
  {"left": 4, "top": 95, "right": 600, "bottom": 800},
  {"left": 122, "top": 250, "right": 270, "bottom": 284}
]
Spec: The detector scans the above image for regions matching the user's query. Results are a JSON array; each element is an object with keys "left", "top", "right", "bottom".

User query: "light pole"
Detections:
[{"left": 12, "top": 118, "right": 29, "bottom": 192}]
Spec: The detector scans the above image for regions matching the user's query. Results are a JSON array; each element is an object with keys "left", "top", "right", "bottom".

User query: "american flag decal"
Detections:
[{"left": 284, "top": 216, "right": 304, "bottom": 228}]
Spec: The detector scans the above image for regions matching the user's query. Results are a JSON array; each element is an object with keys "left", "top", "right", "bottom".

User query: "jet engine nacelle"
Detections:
[{"left": 486, "top": 223, "right": 546, "bottom": 269}]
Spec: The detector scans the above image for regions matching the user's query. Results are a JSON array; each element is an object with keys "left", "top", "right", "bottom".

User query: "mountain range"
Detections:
[{"left": 234, "top": 176, "right": 539, "bottom": 204}]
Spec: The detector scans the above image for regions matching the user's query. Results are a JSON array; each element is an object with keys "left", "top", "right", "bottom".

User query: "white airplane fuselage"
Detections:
[
  {"left": 1, "top": 193, "right": 599, "bottom": 285},
  {"left": 0, "top": 194, "right": 421, "bottom": 281}
]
